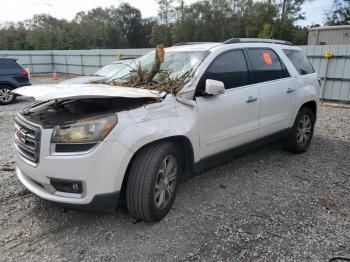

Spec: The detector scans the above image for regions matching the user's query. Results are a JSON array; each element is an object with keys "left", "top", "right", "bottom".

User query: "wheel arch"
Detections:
[
  {"left": 0, "top": 81, "right": 16, "bottom": 89},
  {"left": 119, "top": 135, "right": 195, "bottom": 199},
  {"left": 299, "top": 100, "right": 317, "bottom": 119}
]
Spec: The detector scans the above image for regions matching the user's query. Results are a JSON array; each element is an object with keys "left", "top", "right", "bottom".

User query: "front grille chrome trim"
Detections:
[{"left": 14, "top": 114, "right": 41, "bottom": 164}]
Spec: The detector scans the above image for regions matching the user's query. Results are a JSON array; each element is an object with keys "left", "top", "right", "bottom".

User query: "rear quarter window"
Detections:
[
  {"left": 283, "top": 49, "right": 315, "bottom": 75},
  {"left": 247, "top": 49, "right": 289, "bottom": 83},
  {"left": 0, "top": 59, "right": 20, "bottom": 69}
]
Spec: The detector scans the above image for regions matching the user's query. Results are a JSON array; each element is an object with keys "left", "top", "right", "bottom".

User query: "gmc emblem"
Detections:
[{"left": 15, "top": 129, "right": 27, "bottom": 144}]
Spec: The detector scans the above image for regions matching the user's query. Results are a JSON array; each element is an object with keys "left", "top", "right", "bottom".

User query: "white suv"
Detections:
[{"left": 14, "top": 39, "right": 320, "bottom": 222}]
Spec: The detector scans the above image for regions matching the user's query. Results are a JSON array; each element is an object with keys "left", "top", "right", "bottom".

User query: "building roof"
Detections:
[{"left": 309, "top": 25, "right": 350, "bottom": 31}]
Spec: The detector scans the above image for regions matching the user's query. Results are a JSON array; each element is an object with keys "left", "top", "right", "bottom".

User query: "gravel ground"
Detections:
[{"left": 0, "top": 76, "right": 349, "bottom": 261}]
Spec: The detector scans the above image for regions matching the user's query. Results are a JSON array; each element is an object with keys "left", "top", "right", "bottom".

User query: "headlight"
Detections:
[{"left": 51, "top": 114, "right": 118, "bottom": 144}]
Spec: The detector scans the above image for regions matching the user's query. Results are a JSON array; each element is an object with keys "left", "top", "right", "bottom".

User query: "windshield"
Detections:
[
  {"left": 93, "top": 63, "right": 127, "bottom": 78},
  {"left": 108, "top": 51, "right": 209, "bottom": 84}
]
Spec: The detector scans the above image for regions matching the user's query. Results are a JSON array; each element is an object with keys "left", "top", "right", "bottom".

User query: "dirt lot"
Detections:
[{"left": 0, "top": 75, "right": 349, "bottom": 261}]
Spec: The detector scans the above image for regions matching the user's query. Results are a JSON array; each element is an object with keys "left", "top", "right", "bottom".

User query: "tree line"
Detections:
[{"left": 0, "top": 0, "right": 348, "bottom": 50}]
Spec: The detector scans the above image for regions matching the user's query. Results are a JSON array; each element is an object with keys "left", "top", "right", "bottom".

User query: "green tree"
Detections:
[
  {"left": 292, "top": 26, "right": 308, "bottom": 45},
  {"left": 326, "top": 0, "right": 350, "bottom": 25},
  {"left": 150, "top": 23, "right": 172, "bottom": 46},
  {"left": 275, "top": 0, "right": 305, "bottom": 39},
  {"left": 0, "top": 0, "right": 311, "bottom": 50},
  {"left": 156, "top": 0, "right": 175, "bottom": 46},
  {"left": 258, "top": 23, "right": 273, "bottom": 38},
  {"left": 116, "top": 4, "right": 144, "bottom": 48}
]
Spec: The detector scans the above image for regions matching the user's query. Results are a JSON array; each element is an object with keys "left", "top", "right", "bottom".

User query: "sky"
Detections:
[{"left": 0, "top": 0, "right": 335, "bottom": 26}]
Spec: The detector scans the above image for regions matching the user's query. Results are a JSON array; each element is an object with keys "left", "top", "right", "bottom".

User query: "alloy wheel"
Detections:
[
  {"left": 0, "top": 88, "right": 14, "bottom": 103},
  {"left": 297, "top": 114, "right": 312, "bottom": 146},
  {"left": 154, "top": 155, "right": 177, "bottom": 209}
]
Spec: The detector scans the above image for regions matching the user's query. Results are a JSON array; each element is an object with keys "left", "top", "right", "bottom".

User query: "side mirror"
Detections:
[{"left": 205, "top": 79, "right": 225, "bottom": 96}]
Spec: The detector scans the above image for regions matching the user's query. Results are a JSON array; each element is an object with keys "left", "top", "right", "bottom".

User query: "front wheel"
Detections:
[
  {"left": 0, "top": 86, "right": 16, "bottom": 105},
  {"left": 283, "top": 107, "right": 315, "bottom": 153},
  {"left": 126, "top": 141, "right": 181, "bottom": 222}
]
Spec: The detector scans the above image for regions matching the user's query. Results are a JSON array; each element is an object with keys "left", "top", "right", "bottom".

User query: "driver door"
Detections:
[{"left": 196, "top": 49, "right": 260, "bottom": 159}]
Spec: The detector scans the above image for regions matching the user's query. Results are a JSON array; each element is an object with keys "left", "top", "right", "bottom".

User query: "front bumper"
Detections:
[
  {"left": 15, "top": 129, "right": 134, "bottom": 209},
  {"left": 17, "top": 166, "right": 120, "bottom": 211}
]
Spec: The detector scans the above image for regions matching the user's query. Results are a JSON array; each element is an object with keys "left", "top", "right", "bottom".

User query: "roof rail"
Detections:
[
  {"left": 0, "top": 56, "right": 15, "bottom": 60},
  {"left": 224, "top": 38, "right": 293, "bottom": 46},
  {"left": 172, "top": 42, "right": 217, "bottom": 46}
]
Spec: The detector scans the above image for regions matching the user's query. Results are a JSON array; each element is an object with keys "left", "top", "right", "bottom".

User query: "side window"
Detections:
[
  {"left": 0, "top": 59, "right": 17, "bottom": 69},
  {"left": 204, "top": 50, "right": 250, "bottom": 90},
  {"left": 0, "top": 60, "right": 8, "bottom": 69},
  {"left": 283, "top": 49, "right": 315, "bottom": 75},
  {"left": 247, "top": 49, "right": 288, "bottom": 83}
]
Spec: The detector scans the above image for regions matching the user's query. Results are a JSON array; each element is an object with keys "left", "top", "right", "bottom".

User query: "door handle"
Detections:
[
  {"left": 286, "top": 88, "right": 295, "bottom": 94},
  {"left": 246, "top": 96, "right": 258, "bottom": 103}
]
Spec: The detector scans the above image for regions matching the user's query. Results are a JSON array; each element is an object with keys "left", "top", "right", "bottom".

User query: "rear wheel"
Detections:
[
  {"left": 0, "top": 86, "right": 16, "bottom": 105},
  {"left": 283, "top": 107, "right": 315, "bottom": 153},
  {"left": 126, "top": 141, "right": 181, "bottom": 222}
]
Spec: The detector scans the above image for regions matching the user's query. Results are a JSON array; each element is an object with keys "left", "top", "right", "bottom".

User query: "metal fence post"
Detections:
[
  {"left": 321, "top": 59, "right": 330, "bottom": 103},
  {"left": 29, "top": 53, "right": 34, "bottom": 73},
  {"left": 321, "top": 51, "right": 333, "bottom": 104},
  {"left": 80, "top": 54, "right": 84, "bottom": 75},
  {"left": 51, "top": 52, "right": 55, "bottom": 73},
  {"left": 65, "top": 55, "right": 68, "bottom": 74}
]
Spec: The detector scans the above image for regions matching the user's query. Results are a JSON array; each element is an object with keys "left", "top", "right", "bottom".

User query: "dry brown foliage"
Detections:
[{"left": 111, "top": 44, "right": 189, "bottom": 95}]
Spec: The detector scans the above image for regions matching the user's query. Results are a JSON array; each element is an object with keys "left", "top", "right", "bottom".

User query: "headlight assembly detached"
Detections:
[{"left": 51, "top": 114, "right": 118, "bottom": 144}]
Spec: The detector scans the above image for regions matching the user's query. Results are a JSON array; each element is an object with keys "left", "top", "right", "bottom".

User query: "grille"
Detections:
[{"left": 14, "top": 115, "right": 41, "bottom": 164}]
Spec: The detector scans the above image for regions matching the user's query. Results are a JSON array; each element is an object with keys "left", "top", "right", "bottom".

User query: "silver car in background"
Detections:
[{"left": 60, "top": 59, "right": 133, "bottom": 84}]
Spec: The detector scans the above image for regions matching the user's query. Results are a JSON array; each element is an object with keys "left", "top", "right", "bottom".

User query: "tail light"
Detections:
[{"left": 21, "top": 68, "right": 29, "bottom": 79}]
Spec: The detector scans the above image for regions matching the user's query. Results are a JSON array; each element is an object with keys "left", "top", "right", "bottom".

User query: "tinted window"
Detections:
[
  {"left": 0, "top": 59, "right": 19, "bottom": 69},
  {"left": 283, "top": 49, "right": 315, "bottom": 75},
  {"left": 204, "top": 50, "right": 250, "bottom": 90},
  {"left": 247, "top": 49, "right": 287, "bottom": 83}
]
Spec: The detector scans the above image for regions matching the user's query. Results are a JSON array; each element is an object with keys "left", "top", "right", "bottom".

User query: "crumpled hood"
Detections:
[{"left": 13, "top": 84, "right": 161, "bottom": 101}]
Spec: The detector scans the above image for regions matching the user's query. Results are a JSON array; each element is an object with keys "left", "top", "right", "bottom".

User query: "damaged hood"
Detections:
[{"left": 13, "top": 84, "right": 162, "bottom": 101}]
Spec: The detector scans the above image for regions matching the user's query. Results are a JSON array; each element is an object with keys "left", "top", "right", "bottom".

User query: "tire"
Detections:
[
  {"left": 0, "top": 86, "right": 16, "bottom": 105},
  {"left": 126, "top": 141, "right": 181, "bottom": 222},
  {"left": 283, "top": 107, "right": 315, "bottom": 153}
]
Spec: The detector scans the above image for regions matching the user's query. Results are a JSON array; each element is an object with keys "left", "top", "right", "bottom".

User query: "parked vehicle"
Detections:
[
  {"left": 0, "top": 58, "right": 31, "bottom": 105},
  {"left": 60, "top": 59, "right": 133, "bottom": 84},
  {"left": 13, "top": 39, "right": 319, "bottom": 222}
]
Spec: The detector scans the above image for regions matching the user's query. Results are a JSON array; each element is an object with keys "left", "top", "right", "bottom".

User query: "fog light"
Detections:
[{"left": 50, "top": 179, "right": 83, "bottom": 194}]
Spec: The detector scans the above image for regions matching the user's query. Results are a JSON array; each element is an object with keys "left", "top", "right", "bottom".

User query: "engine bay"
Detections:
[{"left": 19, "top": 97, "right": 158, "bottom": 128}]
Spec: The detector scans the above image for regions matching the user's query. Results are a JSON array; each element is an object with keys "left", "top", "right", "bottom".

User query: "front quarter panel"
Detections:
[
  {"left": 113, "top": 96, "right": 198, "bottom": 153},
  {"left": 107, "top": 95, "right": 199, "bottom": 189}
]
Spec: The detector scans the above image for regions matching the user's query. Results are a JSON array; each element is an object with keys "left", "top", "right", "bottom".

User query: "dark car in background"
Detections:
[{"left": 0, "top": 58, "right": 31, "bottom": 105}]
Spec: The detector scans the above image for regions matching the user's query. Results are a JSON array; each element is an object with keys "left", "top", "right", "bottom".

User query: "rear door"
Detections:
[
  {"left": 196, "top": 49, "right": 260, "bottom": 158},
  {"left": 246, "top": 48, "right": 295, "bottom": 137}
]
